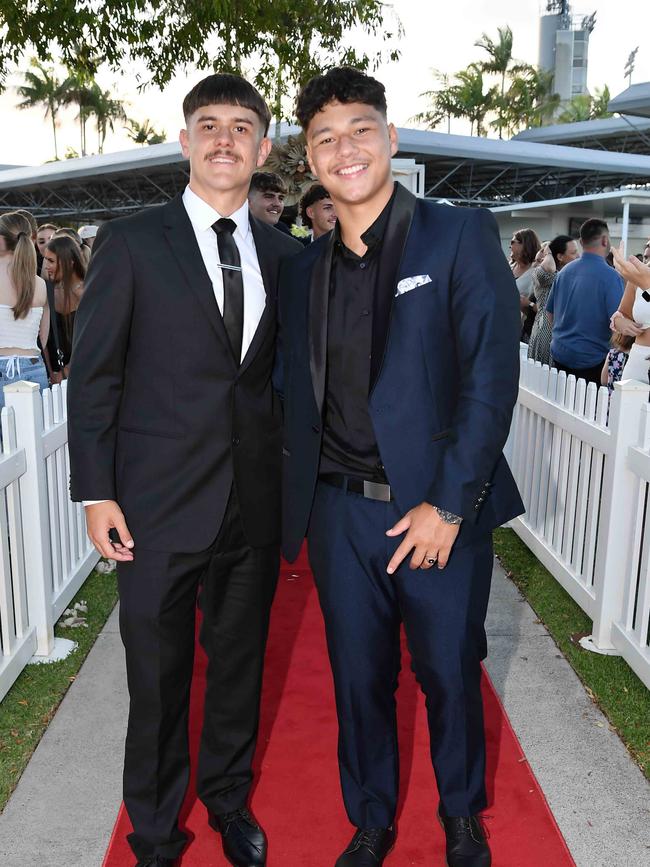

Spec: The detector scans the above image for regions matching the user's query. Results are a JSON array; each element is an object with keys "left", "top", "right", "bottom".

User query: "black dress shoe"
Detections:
[
  {"left": 439, "top": 814, "right": 491, "bottom": 866},
  {"left": 209, "top": 807, "right": 267, "bottom": 866},
  {"left": 135, "top": 857, "right": 178, "bottom": 866},
  {"left": 335, "top": 826, "right": 396, "bottom": 866}
]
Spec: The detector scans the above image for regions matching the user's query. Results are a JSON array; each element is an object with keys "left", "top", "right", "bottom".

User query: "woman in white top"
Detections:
[
  {"left": 0, "top": 212, "right": 50, "bottom": 409},
  {"left": 609, "top": 242, "right": 650, "bottom": 383}
]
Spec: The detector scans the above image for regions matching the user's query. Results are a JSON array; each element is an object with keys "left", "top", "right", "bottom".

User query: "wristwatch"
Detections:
[{"left": 434, "top": 506, "right": 463, "bottom": 525}]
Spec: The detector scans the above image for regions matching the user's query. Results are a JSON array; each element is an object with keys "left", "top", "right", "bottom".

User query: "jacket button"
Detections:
[
  {"left": 232, "top": 436, "right": 240, "bottom": 446},
  {"left": 312, "top": 424, "right": 320, "bottom": 434}
]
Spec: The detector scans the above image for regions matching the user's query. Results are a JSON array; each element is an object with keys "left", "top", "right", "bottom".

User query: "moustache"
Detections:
[{"left": 205, "top": 151, "right": 240, "bottom": 162}]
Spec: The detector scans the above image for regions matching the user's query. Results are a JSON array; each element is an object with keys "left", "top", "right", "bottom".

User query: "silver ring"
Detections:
[{"left": 427, "top": 557, "right": 436, "bottom": 565}]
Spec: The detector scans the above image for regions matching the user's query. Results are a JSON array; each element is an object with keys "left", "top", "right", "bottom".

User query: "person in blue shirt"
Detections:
[{"left": 546, "top": 218, "right": 624, "bottom": 385}]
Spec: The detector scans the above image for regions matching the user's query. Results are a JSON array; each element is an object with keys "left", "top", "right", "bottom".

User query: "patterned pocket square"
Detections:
[{"left": 395, "top": 274, "right": 432, "bottom": 297}]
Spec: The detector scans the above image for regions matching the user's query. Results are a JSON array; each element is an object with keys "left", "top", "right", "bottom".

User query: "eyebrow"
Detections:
[
  {"left": 196, "top": 114, "right": 254, "bottom": 125},
  {"left": 310, "top": 114, "right": 377, "bottom": 138}
]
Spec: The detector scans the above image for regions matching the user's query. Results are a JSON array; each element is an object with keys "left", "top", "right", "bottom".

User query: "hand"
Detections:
[
  {"left": 385, "top": 502, "right": 460, "bottom": 574},
  {"left": 610, "top": 311, "right": 644, "bottom": 337},
  {"left": 49, "top": 370, "right": 63, "bottom": 385},
  {"left": 612, "top": 244, "right": 650, "bottom": 288},
  {"left": 85, "top": 500, "right": 135, "bottom": 561}
]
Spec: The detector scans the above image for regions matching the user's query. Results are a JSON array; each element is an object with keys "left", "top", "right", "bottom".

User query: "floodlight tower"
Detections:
[{"left": 539, "top": 1, "right": 595, "bottom": 104}]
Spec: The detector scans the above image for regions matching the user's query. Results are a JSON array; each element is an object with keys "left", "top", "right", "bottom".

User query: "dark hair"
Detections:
[
  {"left": 512, "top": 228, "right": 541, "bottom": 266},
  {"left": 548, "top": 234, "right": 575, "bottom": 270},
  {"left": 296, "top": 66, "right": 387, "bottom": 131},
  {"left": 580, "top": 218, "right": 609, "bottom": 247},
  {"left": 249, "top": 171, "right": 286, "bottom": 196},
  {"left": 299, "top": 184, "right": 331, "bottom": 228},
  {"left": 45, "top": 236, "right": 86, "bottom": 330},
  {"left": 183, "top": 73, "right": 271, "bottom": 135}
]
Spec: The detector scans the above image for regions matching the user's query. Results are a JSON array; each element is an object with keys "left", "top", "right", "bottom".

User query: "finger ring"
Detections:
[{"left": 427, "top": 557, "right": 436, "bottom": 565}]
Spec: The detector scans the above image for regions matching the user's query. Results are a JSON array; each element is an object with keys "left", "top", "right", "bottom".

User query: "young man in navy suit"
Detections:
[{"left": 277, "top": 68, "right": 524, "bottom": 867}]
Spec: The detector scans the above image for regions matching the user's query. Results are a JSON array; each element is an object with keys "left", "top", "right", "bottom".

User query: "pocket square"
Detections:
[{"left": 395, "top": 274, "right": 432, "bottom": 297}]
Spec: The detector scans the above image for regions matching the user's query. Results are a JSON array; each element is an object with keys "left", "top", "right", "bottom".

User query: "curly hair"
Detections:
[
  {"left": 299, "top": 184, "right": 331, "bottom": 228},
  {"left": 296, "top": 67, "right": 387, "bottom": 132}
]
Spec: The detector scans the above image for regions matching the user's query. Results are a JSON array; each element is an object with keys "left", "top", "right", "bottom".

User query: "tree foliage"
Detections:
[{"left": 0, "top": 0, "right": 401, "bottom": 132}]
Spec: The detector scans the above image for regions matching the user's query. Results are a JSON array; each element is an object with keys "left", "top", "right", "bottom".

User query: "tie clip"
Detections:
[{"left": 216, "top": 263, "right": 243, "bottom": 272}]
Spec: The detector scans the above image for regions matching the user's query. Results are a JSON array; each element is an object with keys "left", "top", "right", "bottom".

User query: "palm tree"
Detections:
[
  {"left": 411, "top": 71, "right": 459, "bottom": 134},
  {"left": 590, "top": 85, "right": 613, "bottom": 119},
  {"left": 125, "top": 118, "right": 166, "bottom": 145},
  {"left": 451, "top": 65, "right": 498, "bottom": 137},
  {"left": 88, "top": 85, "right": 126, "bottom": 153},
  {"left": 16, "top": 59, "right": 66, "bottom": 160},
  {"left": 498, "top": 67, "right": 560, "bottom": 134},
  {"left": 558, "top": 94, "right": 594, "bottom": 124},
  {"left": 59, "top": 71, "right": 98, "bottom": 156},
  {"left": 475, "top": 25, "right": 526, "bottom": 139}
]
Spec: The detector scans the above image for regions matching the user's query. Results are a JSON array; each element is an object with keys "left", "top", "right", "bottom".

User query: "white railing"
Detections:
[
  {"left": 0, "top": 381, "right": 99, "bottom": 702},
  {"left": 508, "top": 345, "right": 650, "bottom": 688}
]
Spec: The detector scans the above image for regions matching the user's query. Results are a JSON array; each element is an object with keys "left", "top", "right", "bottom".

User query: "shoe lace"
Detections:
[
  {"left": 221, "top": 807, "right": 258, "bottom": 831},
  {"left": 357, "top": 827, "right": 390, "bottom": 848}
]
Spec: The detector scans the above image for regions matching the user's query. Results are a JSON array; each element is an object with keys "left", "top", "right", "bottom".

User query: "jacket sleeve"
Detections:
[
  {"left": 426, "top": 207, "right": 521, "bottom": 521},
  {"left": 67, "top": 221, "right": 134, "bottom": 502}
]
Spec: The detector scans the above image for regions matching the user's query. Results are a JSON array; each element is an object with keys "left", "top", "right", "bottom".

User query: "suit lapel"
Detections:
[
  {"left": 309, "top": 232, "right": 335, "bottom": 415},
  {"left": 162, "top": 194, "right": 235, "bottom": 362},
  {"left": 239, "top": 216, "right": 276, "bottom": 373},
  {"left": 369, "top": 183, "right": 417, "bottom": 392}
]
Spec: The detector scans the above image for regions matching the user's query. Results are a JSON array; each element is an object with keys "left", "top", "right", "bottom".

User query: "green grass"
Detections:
[
  {"left": 493, "top": 528, "right": 650, "bottom": 779},
  {"left": 0, "top": 565, "right": 118, "bottom": 810}
]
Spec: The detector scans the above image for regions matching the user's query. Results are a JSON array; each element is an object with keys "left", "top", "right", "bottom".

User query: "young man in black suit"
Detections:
[
  {"left": 68, "top": 74, "right": 301, "bottom": 867},
  {"left": 278, "top": 68, "right": 523, "bottom": 867}
]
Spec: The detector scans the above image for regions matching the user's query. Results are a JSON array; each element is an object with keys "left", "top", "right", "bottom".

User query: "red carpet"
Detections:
[{"left": 103, "top": 550, "right": 574, "bottom": 866}]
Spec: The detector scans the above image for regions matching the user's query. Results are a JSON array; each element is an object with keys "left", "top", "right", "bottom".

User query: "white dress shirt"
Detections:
[
  {"left": 84, "top": 186, "right": 266, "bottom": 508},
  {"left": 182, "top": 185, "right": 266, "bottom": 363}
]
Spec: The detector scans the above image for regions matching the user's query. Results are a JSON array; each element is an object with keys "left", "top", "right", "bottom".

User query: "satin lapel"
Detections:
[
  {"left": 162, "top": 195, "right": 234, "bottom": 358},
  {"left": 309, "top": 231, "right": 335, "bottom": 415},
  {"left": 239, "top": 217, "right": 276, "bottom": 373},
  {"left": 369, "top": 184, "right": 417, "bottom": 393}
]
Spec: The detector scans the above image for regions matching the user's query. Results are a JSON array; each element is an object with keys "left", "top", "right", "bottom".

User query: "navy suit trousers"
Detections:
[{"left": 307, "top": 481, "right": 494, "bottom": 827}]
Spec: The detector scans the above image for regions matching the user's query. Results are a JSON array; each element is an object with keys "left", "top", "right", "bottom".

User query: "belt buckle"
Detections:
[{"left": 363, "top": 480, "right": 391, "bottom": 502}]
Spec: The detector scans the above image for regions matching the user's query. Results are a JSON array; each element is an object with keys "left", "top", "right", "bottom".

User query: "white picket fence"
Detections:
[
  {"left": 506, "top": 345, "right": 650, "bottom": 688},
  {"left": 0, "top": 381, "right": 99, "bottom": 702}
]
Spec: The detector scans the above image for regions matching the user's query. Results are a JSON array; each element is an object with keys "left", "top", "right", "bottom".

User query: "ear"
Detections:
[
  {"left": 305, "top": 142, "right": 318, "bottom": 178},
  {"left": 388, "top": 122, "right": 399, "bottom": 158},
  {"left": 306, "top": 204, "right": 315, "bottom": 221},
  {"left": 179, "top": 128, "right": 190, "bottom": 160},
  {"left": 257, "top": 136, "right": 273, "bottom": 168}
]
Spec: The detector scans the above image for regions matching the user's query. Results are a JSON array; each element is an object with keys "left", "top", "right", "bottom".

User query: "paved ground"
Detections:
[{"left": 0, "top": 561, "right": 648, "bottom": 867}]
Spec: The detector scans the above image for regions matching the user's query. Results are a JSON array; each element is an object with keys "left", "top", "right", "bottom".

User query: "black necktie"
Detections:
[{"left": 212, "top": 217, "right": 244, "bottom": 363}]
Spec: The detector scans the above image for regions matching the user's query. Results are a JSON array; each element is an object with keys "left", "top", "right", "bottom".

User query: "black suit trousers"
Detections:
[{"left": 117, "top": 490, "right": 279, "bottom": 861}]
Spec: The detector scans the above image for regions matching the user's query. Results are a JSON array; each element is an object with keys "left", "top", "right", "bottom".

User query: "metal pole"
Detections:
[{"left": 621, "top": 200, "right": 630, "bottom": 256}]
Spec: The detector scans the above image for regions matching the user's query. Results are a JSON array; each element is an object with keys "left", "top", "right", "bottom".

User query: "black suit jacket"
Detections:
[
  {"left": 68, "top": 193, "right": 301, "bottom": 552},
  {"left": 277, "top": 184, "right": 524, "bottom": 562}
]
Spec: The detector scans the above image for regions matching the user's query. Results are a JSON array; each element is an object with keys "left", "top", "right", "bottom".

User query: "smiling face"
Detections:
[
  {"left": 248, "top": 188, "right": 286, "bottom": 225},
  {"left": 180, "top": 103, "right": 272, "bottom": 206},
  {"left": 307, "top": 197, "right": 337, "bottom": 238},
  {"left": 305, "top": 100, "right": 397, "bottom": 211}
]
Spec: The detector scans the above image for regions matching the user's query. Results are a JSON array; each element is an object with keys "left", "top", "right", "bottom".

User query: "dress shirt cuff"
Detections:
[{"left": 83, "top": 500, "right": 109, "bottom": 507}]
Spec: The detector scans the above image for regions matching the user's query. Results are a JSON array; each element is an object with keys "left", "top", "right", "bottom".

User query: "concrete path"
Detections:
[{"left": 0, "top": 561, "right": 648, "bottom": 867}]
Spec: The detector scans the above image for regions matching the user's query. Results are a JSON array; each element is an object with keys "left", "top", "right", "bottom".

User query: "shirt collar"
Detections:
[
  {"left": 333, "top": 182, "right": 398, "bottom": 258},
  {"left": 182, "top": 185, "right": 250, "bottom": 239}
]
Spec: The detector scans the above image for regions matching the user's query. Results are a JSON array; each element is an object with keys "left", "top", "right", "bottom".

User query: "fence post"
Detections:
[
  {"left": 590, "top": 378, "right": 650, "bottom": 651},
  {"left": 4, "top": 382, "right": 54, "bottom": 656}
]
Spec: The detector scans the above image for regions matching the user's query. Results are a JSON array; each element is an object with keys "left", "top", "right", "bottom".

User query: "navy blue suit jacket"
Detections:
[{"left": 277, "top": 184, "right": 524, "bottom": 562}]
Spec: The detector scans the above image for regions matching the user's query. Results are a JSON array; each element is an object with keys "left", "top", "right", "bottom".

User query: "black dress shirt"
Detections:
[{"left": 320, "top": 187, "right": 398, "bottom": 481}]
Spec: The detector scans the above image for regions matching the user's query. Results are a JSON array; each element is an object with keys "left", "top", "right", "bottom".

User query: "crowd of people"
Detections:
[
  {"left": 0, "top": 209, "right": 101, "bottom": 408},
  {"left": 513, "top": 218, "right": 650, "bottom": 395},
  {"left": 0, "top": 179, "right": 336, "bottom": 415}
]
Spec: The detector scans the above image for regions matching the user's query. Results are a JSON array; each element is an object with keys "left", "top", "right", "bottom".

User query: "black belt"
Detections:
[{"left": 319, "top": 472, "right": 393, "bottom": 502}]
